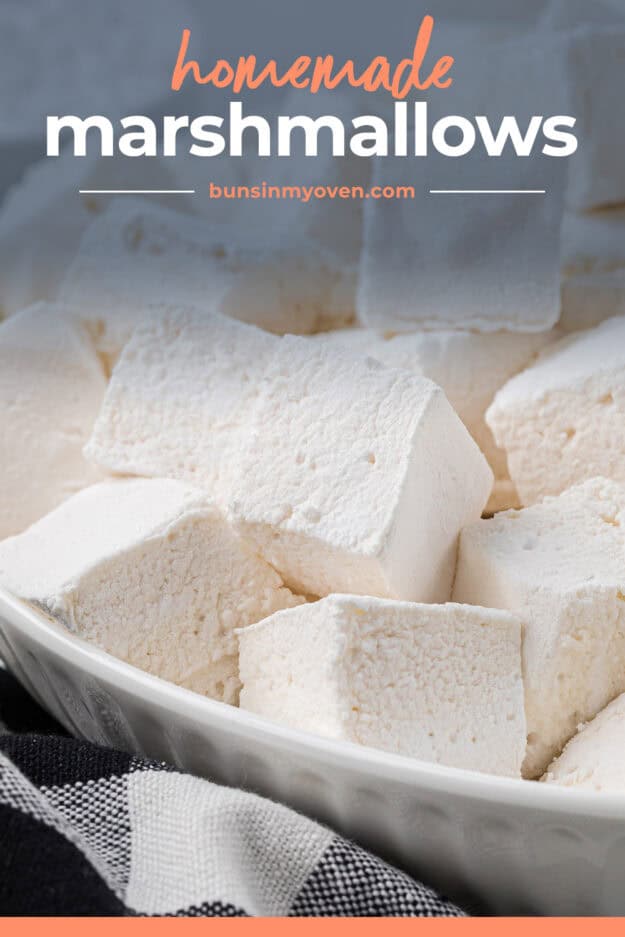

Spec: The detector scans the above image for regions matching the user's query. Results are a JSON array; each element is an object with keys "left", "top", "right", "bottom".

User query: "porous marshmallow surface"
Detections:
[
  {"left": 542, "top": 693, "right": 625, "bottom": 792},
  {"left": 486, "top": 316, "right": 625, "bottom": 505},
  {"left": 59, "top": 200, "right": 353, "bottom": 363},
  {"left": 309, "top": 328, "right": 556, "bottom": 511},
  {"left": 453, "top": 477, "right": 625, "bottom": 778},
  {"left": 0, "top": 478, "right": 302, "bottom": 702},
  {"left": 228, "top": 335, "right": 493, "bottom": 600},
  {"left": 0, "top": 302, "right": 106, "bottom": 539},
  {"left": 238, "top": 594, "right": 526, "bottom": 777},
  {"left": 87, "top": 312, "right": 493, "bottom": 602},
  {"left": 85, "top": 310, "right": 278, "bottom": 504}
]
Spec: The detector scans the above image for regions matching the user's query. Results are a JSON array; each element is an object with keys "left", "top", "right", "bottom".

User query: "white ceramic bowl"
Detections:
[{"left": 1, "top": 586, "right": 624, "bottom": 916}]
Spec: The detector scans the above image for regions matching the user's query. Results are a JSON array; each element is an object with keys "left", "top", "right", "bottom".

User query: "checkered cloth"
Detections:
[{"left": 0, "top": 670, "right": 464, "bottom": 917}]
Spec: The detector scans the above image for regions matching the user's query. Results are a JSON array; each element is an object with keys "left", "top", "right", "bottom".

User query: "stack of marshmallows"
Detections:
[{"left": 2, "top": 9, "right": 625, "bottom": 792}]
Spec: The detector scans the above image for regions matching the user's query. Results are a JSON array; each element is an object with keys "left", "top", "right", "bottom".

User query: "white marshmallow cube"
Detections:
[
  {"left": 238, "top": 594, "right": 526, "bottom": 777},
  {"left": 453, "top": 477, "right": 625, "bottom": 778},
  {"left": 542, "top": 693, "right": 625, "bottom": 793},
  {"left": 0, "top": 302, "right": 106, "bottom": 539},
  {"left": 228, "top": 335, "right": 493, "bottom": 600},
  {"left": 85, "top": 310, "right": 278, "bottom": 504},
  {"left": 309, "top": 328, "right": 556, "bottom": 512},
  {"left": 0, "top": 478, "right": 302, "bottom": 702},
  {"left": 487, "top": 316, "right": 625, "bottom": 505}
]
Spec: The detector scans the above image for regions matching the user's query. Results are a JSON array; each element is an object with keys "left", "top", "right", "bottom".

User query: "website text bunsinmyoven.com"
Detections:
[{"left": 207, "top": 181, "right": 415, "bottom": 202}]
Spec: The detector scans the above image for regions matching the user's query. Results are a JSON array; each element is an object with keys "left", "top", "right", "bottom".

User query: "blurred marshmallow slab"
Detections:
[
  {"left": 561, "top": 28, "right": 625, "bottom": 210},
  {"left": 358, "top": 30, "right": 567, "bottom": 332},
  {"left": 0, "top": 152, "right": 193, "bottom": 321},
  {"left": 0, "top": 302, "right": 106, "bottom": 540},
  {"left": 59, "top": 199, "right": 354, "bottom": 364},
  {"left": 559, "top": 208, "right": 625, "bottom": 332}
]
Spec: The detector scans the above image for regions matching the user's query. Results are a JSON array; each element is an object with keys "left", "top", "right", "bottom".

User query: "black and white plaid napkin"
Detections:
[{"left": 0, "top": 669, "right": 464, "bottom": 917}]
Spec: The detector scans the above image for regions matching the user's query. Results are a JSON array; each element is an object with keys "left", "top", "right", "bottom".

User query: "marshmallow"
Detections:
[
  {"left": 487, "top": 316, "right": 625, "bottom": 505},
  {"left": 0, "top": 478, "right": 302, "bottom": 702},
  {"left": 0, "top": 302, "right": 106, "bottom": 539},
  {"left": 562, "top": 28, "right": 625, "bottom": 210},
  {"left": 561, "top": 208, "right": 625, "bottom": 280},
  {"left": 560, "top": 272, "right": 625, "bottom": 334},
  {"left": 309, "top": 328, "right": 556, "bottom": 511},
  {"left": 559, "top": 210, "right": 625, "bottom": 333},
  {"left": 228, "top": 335, "right": 493, "bottom": 600},
  {"left": 59, "top": 200, "right": 353, "bottom": 363},
  {"left": 87, "top": 312, "right": 493, "bottom": 601},
  {"left": 85, "top": 309, "right": 278, "bottom": 504},
  {"left": 542, "top": 693, "right": 625, "bottom": 792},
  {"left": 0, "top": 152, "right": 193, "bottom": 320},
  {"left": 453, "top": 478, "right": 625, "bottom": 778},
  {"left": 238, "top": 594, "right": 526, "bottom": 777},
  {"left": 357, "top": 31, "right": 566, "bottom": 333}
]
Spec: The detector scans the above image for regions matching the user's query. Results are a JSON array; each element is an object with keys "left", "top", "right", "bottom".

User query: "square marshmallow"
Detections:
[
  {"left": 87, "top": 312, "right": 493, "bottom": 602},
  {"left": 227, "top": 335, "right": 493, "bottom": 600},
  {"left": 309, "top": 328, "right": 556, "bottom": 512},
  {"left": 0, "top": 302, "right": 106, "bottom": 539},
  {"left": 85, "top": 310, "right": 278, "bottom": 504},
  {"left": 0, "top": 478, "right": 301, "bottom": 702},
  {"left": 238, "top": 594, "right": 526, "bottom": 777},
  {"left": 486, "top": 316, "right": 625, "bottom": 505},
  {"left": 453, "top": 477, "right": 625, "bottom": 777},
  {"left": 59, "top": 199, "right": 353, "bottom": 363}
]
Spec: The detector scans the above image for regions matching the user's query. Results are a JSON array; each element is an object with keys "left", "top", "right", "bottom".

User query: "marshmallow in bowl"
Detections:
[
  {"left": 308, "top": 328, "right": 557, "bottom": 512},
  {"left": 85, "top": 310, "right": 278, "bottom": 504},
  {"left": 87, "top": 311, "right": 493, "bottom": 602},
  {"left": 0, "top": 152, "right": 193, "bottom": 322},
  {"left": 0, "top": 478, "right": 302, "bottom": 703},
  {"left": 542, "top": 693, "right": 625, "bottom": 793},
  {"left": 453, "top": 477, "right": 625, "bottom": 779},
  {"left": 0, "top": 302, "right": 106, "bottom": 540},
  {"left": 58, "top": 199, "right": 354, "bottom": 362},
  {"left": 486, "top": 316, "right": 625, "bottom": 505},
  {"left": 227, "top": 335, "right": 493, "bottom": 601},
  {"left": 238, "top": 594, "right": 526, "bottom": 777}
]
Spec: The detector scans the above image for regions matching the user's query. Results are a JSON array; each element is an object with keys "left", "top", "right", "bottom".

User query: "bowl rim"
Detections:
[{"left": 2, "top": 585, "right": 625, "bottom": 819}]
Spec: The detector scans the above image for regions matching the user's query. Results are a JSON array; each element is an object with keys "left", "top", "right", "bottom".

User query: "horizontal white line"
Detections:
[
  {"left": 79, "top": 189, "right": 195, "bottom": 195},
  {"left": 430, "top": 189, "right": 546, "bottom": 195}
]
